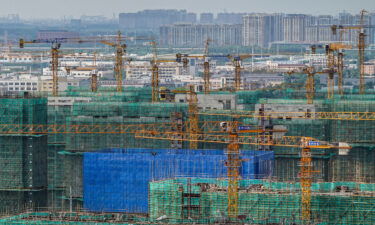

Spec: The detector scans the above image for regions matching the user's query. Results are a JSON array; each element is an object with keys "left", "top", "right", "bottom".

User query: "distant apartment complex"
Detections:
[
  {"left": 160, "top": 23, "right": 242, "bottom": 46},
  {"left": 155, "top": 11, "right": 375, "bottom": 47},
  {"left": 242, "top": 14, "right": 282, "bottom": 48},
  {"left": 119, "top": 10, "right": 197, "bottom": 29},
  {"left": 119, "top": 10, "right": 248, "bottom": 30}
]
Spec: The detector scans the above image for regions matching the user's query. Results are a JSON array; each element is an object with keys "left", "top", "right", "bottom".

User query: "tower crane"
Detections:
[
  {"left": 287, "top": 66, "right": 335, "bottom": 103},
  {"left": 149, "top": 41, "right": 181, "bottom": 102},
  {"left": 94, "top": 33, "right": 153, "bottom": 92},
  {"left": 227, "top": 54, "right": 268, "bottom": 91},
  {"left": 331, "top": 9, "right": 375, "bottom": 94},
  {"left": 172, "top": 85, "right": 199, "bottom": 149},
  {"left": 20, "top": 38, "right": 61, "bottom": 96},
  {"left": 96, "top": 31, "right": 127, "bottom": 92},
  {"left": 309, "top": 43, "right": 351, "bottom": 98},
  {"left": 328, "top": 43, "right": 352, "bottom": 95},
  {"left": 175, "top": 39, "right": 213, "bottom": 94}
]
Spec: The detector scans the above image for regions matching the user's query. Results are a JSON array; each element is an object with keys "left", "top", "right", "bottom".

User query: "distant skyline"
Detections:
[{"left": 1, "top": 0, "right": 374, "bottom": 19}]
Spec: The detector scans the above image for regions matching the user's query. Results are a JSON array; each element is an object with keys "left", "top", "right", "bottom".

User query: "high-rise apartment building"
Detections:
[
  {"left": 369, "top": 13, "right": 375, "bottom": 44},
  {"left": 317, "top": 15, "right": 334, "bottom": 25},
  {"left": 216, "top": 13, "right": 245, "bottom": 24},
  {"left": 305, "top": 26, "right": 318, "bottom": 43},
  {"left": 119, "top": 10, "right": 197, "bottom": 30},
  {"left": 160, "top": 23, "right": 242, "bottom": 47},
  {"left": 339, "top": 12, "right": 356, "bottom": 25},
  {"left": 242, "top": 14, "right": 272, "bottom": 47},
  {"left": 157, "top": 10, "right": 374, "bottom": 47},
  {"left": 269, "top": 13, "right": 285, "bottom": 42},
  {"left": 283, "top": 14, "right": 307, "bottom": 42}
]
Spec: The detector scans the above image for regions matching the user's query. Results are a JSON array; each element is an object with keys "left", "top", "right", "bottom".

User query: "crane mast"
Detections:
[
  {"left": 51, "top": 44, "right": 60, "bottom": 96},
  {"left": 304, "top": 67, "right": 315, "bottom": 104},
  {"left": 91, "top": 52, "right": 98, "bottom": 92},
  {"left": 228, "top": 54, "right": 266, "bottom": 92},
  {"left": 151, "top": 41, "right": 159, "bottom": 103},
  {"left": 326, "top": 46, "right": 335, "bottom": 99},
  {"left": 331, "top": 9, "right": 373, "bottom": 95},
  {"left": 359, "top": 10, "right": 367, "bottom": 94},
  {"left": 20, "top": 39, "right": 61, "bottom": 96},
  {"left": 187, "top": 86, "right": 199, "bottom": 149},
  {"left": 227, "top": 121, "right": 240, "bottom": 218},
  {"left": 114, "top": 31, "right": 125, "bottom": 92},
  {"left": 337, "top": 50, "right": 344, "bottom": 95},
  {"left": 234, "top": 60, "right": 241, "bottom": 91},
  {"left": 203, "top": 39, "right": 211, "bottom": 94}
]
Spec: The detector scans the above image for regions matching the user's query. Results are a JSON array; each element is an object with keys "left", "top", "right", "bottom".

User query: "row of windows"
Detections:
[
  {"left": 0, "top": 82, "right": 37, "bottom": 85},
  {"left": 72, "top": 73, "right": 91, "bottom": 76},
  {"left": 2, "top": 58, "right": 33, "bottom": 61},
  {"left": 9, "top": 87, "right": 37, "bottom": 91}
]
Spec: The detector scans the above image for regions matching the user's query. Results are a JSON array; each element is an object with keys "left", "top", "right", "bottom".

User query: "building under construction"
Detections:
[
  {"left": 0, "top": 18, "right": 374, "bottom": 223},
  {"left": 0, "top": 86, "right": 374, "bottom": 224}
]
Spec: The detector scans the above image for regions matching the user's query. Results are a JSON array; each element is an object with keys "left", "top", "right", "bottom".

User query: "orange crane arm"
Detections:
[
  {"left": 199, "top": 110, "right": 375, "bottom": 121},
  {"left": 98, "top": 40, "right": 116, "bottom": 47},
  {"left": 0, "top": 121, "right": 259, "bottom": 135},
  {"left": 0, "top": 123, "right": 174, "bottom": 134},
  {"left": 228, "top": 54, "right": 269, "bottom": 61},
  {"left": 135, "top": 130, "right": 348, "bottom": 149}
]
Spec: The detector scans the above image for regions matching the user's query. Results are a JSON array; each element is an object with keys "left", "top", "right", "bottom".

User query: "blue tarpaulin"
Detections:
[{"left": 83, "top": 148, "right": 274, "bottom": 213}]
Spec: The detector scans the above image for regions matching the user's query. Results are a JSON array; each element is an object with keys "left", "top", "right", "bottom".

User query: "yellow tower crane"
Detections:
[
  {"left": 20, "top": 39, "right": 61, "bottom": 96},
  {"left": 172, "top": 86, "right": 200, "bottom": 149},
  {"left": 97, "top": 31, "right": 127, "bottom": 92},
  {"left": 332, "top": 10, "right": 375, "bottom": 94},
  {"left": 227, "top": 54, "right": 268, "bottom": 91},
  {"left": 328, "top": 43, "right": 352, "bottom": 95},
  {"left": 176, "top": 39, "right": 212, "bottom": 94},
  {"left": 149, "top": 41, "right": 181, "bottom": 103},
  {"left": 287, "top": 66, "right": 335, "bottom": 104},
  {"left": 310, "top": 43, "right": 350, "bottom": 98}
]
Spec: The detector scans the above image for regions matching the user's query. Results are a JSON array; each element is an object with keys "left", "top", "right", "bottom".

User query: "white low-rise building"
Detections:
[
  {"left": 0, "top": 52, "right": 48, "bottom": 63},
  {"left": 0, "top": 74, "right": 39, "bottom": 92},
  {"left": 125, "top": 61, "right": 183, "bottom": 82}
]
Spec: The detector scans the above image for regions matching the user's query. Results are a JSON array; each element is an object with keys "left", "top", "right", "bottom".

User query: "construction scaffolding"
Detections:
[
  {"left": 1, "top": 88, "right": 374, "bottom": 222},
  {"left": 0, "top": 211, "right": 149, "bottom": 224},
  {"left": 42, "top": 88, "right": 375, "bottom": 211},
  {"left": 149, "top": 178, "right": 375, "bottom": 224},
  {"left": 0, "top": 97, "right": 48, "bottom": 215}
]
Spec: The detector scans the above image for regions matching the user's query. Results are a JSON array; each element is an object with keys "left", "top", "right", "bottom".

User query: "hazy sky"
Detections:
[{"left": 1, "top": 0, "right": 374, "bottom": 19}]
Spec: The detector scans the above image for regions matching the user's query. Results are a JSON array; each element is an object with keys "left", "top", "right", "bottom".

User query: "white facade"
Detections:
[
  {"left": 0, "top": 75, "right": 39, "bottom": 92},
  {"left": 125, "top": 61, "right": 182, "bottom": 82},
  {"left": 243, "top": 14, "right": 271, "bottom": 47},
  {"left": 0, "top": 53, "right": 47, "bottom": 63}
]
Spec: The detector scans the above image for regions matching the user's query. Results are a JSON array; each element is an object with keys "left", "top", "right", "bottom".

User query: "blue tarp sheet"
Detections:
[{"left": 83, "top": 148, "right": 274, "bottom": 213}]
